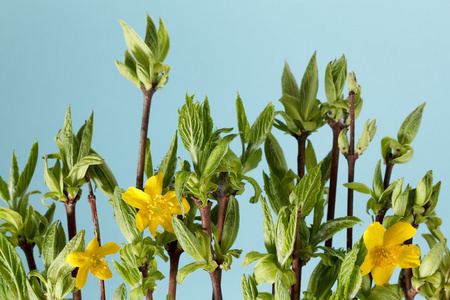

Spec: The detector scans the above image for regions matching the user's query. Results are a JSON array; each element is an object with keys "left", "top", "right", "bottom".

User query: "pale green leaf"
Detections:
[
  {"left": 221, "top": 196, "right": 240, "bottom": 253},
  {"left": 0, "top": 233, "right": 27, "bottom": 299},
  {"left": 343, "top": 182, "right": 372, "bottom": 195},
  {"left": 260, "top": 196, "right": 276, "bottom": 255},
  {"left": 299, "top": 52, "right": 319, "bottom": 121},
  {"left": 16, "top": 141, "right": 39, "bottom": 198},
  {"left": 118, "top": 20, "right": 153, "bottom": 66},
  {"left": 158, "top": 131, "right": 178, "bottom": 189},
  {"left": 202, "top": 134, "right": 237, "bottom": 179},
  {"left": 42, "top": 221, "right": 66, "bottom": 270},
  {"left": 157, "top": 18, "right": 170, "bottom": 62},
  {"left": 419, "top": 239, "right": 446, "bottom": 278},
  {"left": 113, "top": 283, "right": 127, "bottom": 300},
  {"left": 172, "top": 218, "right": 205, "bottom": 262},
  {"left": 236, "top": 93, "right": 250, "bottom": 146},
  {"left": 111, "top": 187, "right": 142, "bottom": 243},
  {"left": 47, "top": 230, "right": 85, "bottom": 284},
  {"left": 264, "top": 133, "right": 287, "bottom": 180},
  {"left": 281, "top": 61, "right": 299, "bottom": 98},
  {"left": 398, "top": 102, "right": 426, "bottom": 145},
  {"left": 115, "top": 59, "right": 141, "bottom": 88},
  {"left": 144, "top": 13, "right": 158, "bottom": 58}
]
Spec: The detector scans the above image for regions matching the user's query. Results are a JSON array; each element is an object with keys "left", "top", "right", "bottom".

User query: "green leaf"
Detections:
[
  {"left": 47, "top": 230, "right": 85, "bottom": 284},
  {"left": 248, "top": 102, "right": 275, "bottom": 152},
  {"left": 42, "top": 221, "right": 66, "bottom": 270},
  {"left": 343, "top": 182, "right": 372, "bottom": 195},
  {"left": 144, "top": 13, "right": 158, "bottom": 59},
  {"left": 312, "top": 216, "right": 361, "bottom": 247},
  {"left": 136, "top": 62, "right": 152, "bottom": 90},
  {"left": 0, "top": 175, "right": 9, "bottom": 201},
  {"left": 236, "top": 93, "right": 250, "bottom": 146},
  {"left": 264, "top": 134, "right": 287, "bottom": 180},
  {"left": 16, "top": 141, "right": 38, "bottom": 198},
  {"left": 115, "top": 59, "right": 141, "bottom": 88},
  {"left": 281, "top": 61, "right": 300, "bottom": 99},
  {"left": 61, "top": 106, "right": 75, "bottom": 169},
  {"left": 221, "top": 196, "right": 240, "bottom": 253},
  {"left": 260, "top": 197, "right": 276, "bottom": 255},
  {"left": 77, "top": 112, "right": 94, "bottom": 163},
  {"left": 275, "top": 270, "right": 290, "bottom": 300},
  {"left": 172, "top": 218, "right": 205, "bottom": 262},
  {"left": 373, "top": 160, "right": 383, "bottom": 199},
  {"left": 157, "top": 18, "right": 170, "bottom": 62},
  {"left": 23, "top": 206, "right": 38, "bottom": 240},
  {"left": 280, "top": 207, "right": 298, "bottom": 267},
  {"left": 305, "top": 140, "right": 317, "bottom": 172},
  {"left": 178, "top": 95, "right": 203, "bottom": 168},
  {"left": 367, "top": 285, "right": 404, "bottom": 300},
  {"left": 177, "top": 261, "right": 214, "bottom": 285},
  {"left": 294, "top": 163, "right": 322, "bottom": 216},
  {"left": 307, "top": 258, "right": 341, "bottom": 300},
  {"left": 299, "top": 52, "right": 319, "bottom": 121},
  {"left": 64, "top": 154, "right": 103, "bottom": 187},
  {"left": 253, "top": 254, "right": 279, "bottom": 285},
  {"left": 0, "top": 206, "right": 23, "bottom": 231},
  {"left": 113, "top": 283, "right": 127, "bottom": 300},
  {"left": 118, "top": 20, "right": 153, "bottom": 67},
  {"left": 202, "top": 134, "right": 237, "bottom": 179},
  {"left": 89, "top": 160, "right": 118, "bottom": 200},
  {"left": 324, "top": 61, "right": 336, "bottom": 103},
  {"left": 111, "top": 187, "right": 142, "bottom": 243},
  {"left": 397, "top": 102, "right": 426, "bottom": 145},
  {"left": 242, "top": 176, "right": 262, "bottom": 203},
  {"left": 158, "top": 131, "right": 178, "bottom": 189},
  {"left": 241, "top": 274, "right": 255, "bottom": 300},
  {"left": 54, "top": 273, "right": 76, "bottom": 300},
  {"left": 0, "top": 233, "right": 27, "bottom": 299},
  {"left": 8, "top": 151, "right": 19, "bottom": 205},
  {"left": 201, "top": 97, "right": 214, "bottom": 149},
  {"left": 419, "top": 239, "right": 446, "bottom": 278},
  {"left": 144, "top": 138, "right": 153, "bottom": 179},
  {"left": 337, "top": 244, "right": 361, "bottom": 299},
  {"left": 279, "top": 93, "right": 303, "bottom": 121},
  {"left": 242, "top": 251, "right": 267, "bottom": 268}
]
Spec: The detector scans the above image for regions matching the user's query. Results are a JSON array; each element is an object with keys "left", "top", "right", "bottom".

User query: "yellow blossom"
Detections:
[
  {"left": 122, "top": 173, "right": 190, "bottom": 237},
  {"left": 66, "top": 234, "right": 120, "bottom": 289},
  {"left": 360, "top": 222, "right": 421, "bottom": 285}
]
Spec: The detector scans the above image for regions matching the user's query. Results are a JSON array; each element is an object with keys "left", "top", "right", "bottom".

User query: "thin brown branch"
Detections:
[
  {"left": 214, "top": 172, "right": 229, "bottom": 244},
  {"left": 401, "top": 235, "right": 419, "bottom": 299},
  {"left": 325, "top": 121, "right": 344, "bottom": 248},
  {"left": 375, "top": 154, "right": 394, "bottom": 224},
  {"left": 346, "top": 91, "right": 356, "bottom": 249},
  {"left": 65, "top": 195, "right": 81, "bottom": 300},
  {"left": 167, "top": 240, "right": 183, "bottom": 300},
  {"left": 86, "top": 173, "right": 105, "bottom": 300},
  {"left": 136, "top": 87, "right": 157, "bottom": 190}
]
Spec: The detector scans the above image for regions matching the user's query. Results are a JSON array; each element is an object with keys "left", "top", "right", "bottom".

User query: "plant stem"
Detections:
[
  {"left": 196, "top": 200, "right": 222, "bottom": 300},
  {"left": 214, "top": 172, "right": 229, "bottom": 244},
  {"left": 346, "top": 91, "right": 356, "bottom": 250},
  {"left": 167, "top": 240, "right": 183, "bottom": 300},
  {"left": 20, "top": 241, "right": 37, "bottom": 271},
  {"left": 325, "top": 121, "right": 344, "bottom": 248},
  {"left": 402, "top": 235, "right": 418, "bottom": 299},
  {"left": 375, "top": 155, "right": 394, "bottom": 223},
  {"left": 290, "top": 132, "right": 308, "bottom": 300},
  {"left": 136, "top": 87, "right": 157, "bottom": 190},
  {"left": 135, "top": 86, "right": 157, "bottom": 300},
  {"left": 65, "top": 195, "right": 81, "bottom": 300},
  {"left": 86, "top": 174, "right": 105, "bottom": 300}
]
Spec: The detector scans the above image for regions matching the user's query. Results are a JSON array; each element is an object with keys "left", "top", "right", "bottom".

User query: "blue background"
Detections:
[{"left": 1, "top": 1, "right": 449, "bottom": 299}]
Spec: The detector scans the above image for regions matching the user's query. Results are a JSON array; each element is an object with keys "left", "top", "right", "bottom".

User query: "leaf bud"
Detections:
[
  {"left": 338, "top": 128, "right": 349, "bottom": 154},
  {"left": 348, "top": 71, "right": 358, "bottom": 93}
]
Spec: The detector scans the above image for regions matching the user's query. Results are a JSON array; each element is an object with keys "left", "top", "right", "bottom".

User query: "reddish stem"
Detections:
[
  {"left": 325, "top": 121, "right": 344, "bottom": 248},
  {"left": 65, "top": 196, "right": 81, "bottom": 300}
]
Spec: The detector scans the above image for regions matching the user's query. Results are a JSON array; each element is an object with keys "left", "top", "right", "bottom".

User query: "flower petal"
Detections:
[
  {"left": 371, "top": 264, "right": 395, "bottom": 286},
  {"left": 148, "top": 218, "right": 160, "bottom": 237},
  {"left": 396, "top": 244, "right": 421, "bottom": 268},
  {"left": 364, "top": 222, "right": 385, "bottom": 251},
  {"left": 159, "top": 214, "right": 175, "bottom": 233},
  {"left": 136, "top": 210, "right": 150, "bottom": 232},
  {"left": 75, "top": 265, "right": 90, "bottom": 289},
  {"left": 86, "top": 234, "right": 100, "bottom": 254},
  {"left": 93, "top": 264, "right": 113, "bottom": 280},
  {"left": 122, "top": 187, "right": 151, "bottom": 210},
  {"left": 97, "top": 242, "right": 121, "bottom": 258},
  {"left": 144, "top": 173, "right": 163, "bottom": 199},
  {"left": 66, "top": 252, "right": 88, "bottom": 267},
  {"left": 384, "top": 222, "right": 416, "bottom": 246},
  {"left": 360, "top": 252, "right": 375, "bottom": 276},
  {"left": 165, "top": 193, "right": 190, "bottom": 215}
]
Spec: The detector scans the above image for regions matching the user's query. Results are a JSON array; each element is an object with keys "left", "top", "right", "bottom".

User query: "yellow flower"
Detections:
[
  {"left": 360, "top": 222, "right": 421, "bottom": 285},
  {"left": 66, "top": 234, "right": 120, "bottom": 289},
  {"left": 122, "top": 173, "right": 190, "bottom": 237}
]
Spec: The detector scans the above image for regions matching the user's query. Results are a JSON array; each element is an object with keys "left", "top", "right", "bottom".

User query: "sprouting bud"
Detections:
[
  {"left": 338, "top": 128, "right": 349, "bottom": 154},
  {"left": 355, "top": 120, "right": 376, "bottom": 156},
  {"left": 348, "top": 71, "right": 358, "bottom": 93}
]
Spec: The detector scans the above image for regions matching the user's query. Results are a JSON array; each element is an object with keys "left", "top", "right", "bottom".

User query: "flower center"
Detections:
[
  {"left": 373, "top": 245, "right": 399, "bottom": 268},
  {"left": 90, "top": 254, "right": 108, "bottom": 276},
  {"left": 146, "top": 194, "right": 174, "bottom": 217}
]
